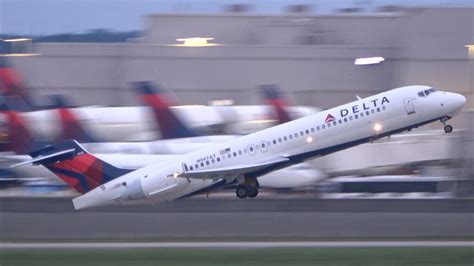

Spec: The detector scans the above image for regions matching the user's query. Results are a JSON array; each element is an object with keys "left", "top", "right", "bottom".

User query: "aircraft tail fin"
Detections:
[
  {"left": 50, "top": 94, "right": 98, "bottom": 143},
  {"left": 0, "top": 57, "right": 35, "bottom": 110},
  {"left": 260, "top": 84, "right": 292, "bottom": 124},
  {"left": 133, "top": 81, "right": 199, "bottom": 139},
  {"left": 16, "top": 140, "right": 132, "bottom": 194},
  {"left": 0, "top": 98, "right": 47, "bottom": 153}
]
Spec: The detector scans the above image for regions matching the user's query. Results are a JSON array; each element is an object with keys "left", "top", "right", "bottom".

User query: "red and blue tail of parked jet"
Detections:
[
  {"left": 0, "top": 58, "right": 35, "bottom": 110},
  {"left": 260, "top": 84, "right": 292, "bottom": 124},
  {"left": 133, "top": 81, "right": 199, "bottom": 139},
  {"left": 19, "top": 140, "right": 132, "bottom": 193},
  {"left": 50, "top": 94, "right": 98, "bottom": 143},
  {"left": 0, "top": 98, "right": 47, "bottom": 153}
]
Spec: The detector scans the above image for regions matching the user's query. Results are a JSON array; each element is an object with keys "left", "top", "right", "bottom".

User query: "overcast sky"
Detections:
[{"left": 0, "top": 0, "right": 472, "bottom": 35}]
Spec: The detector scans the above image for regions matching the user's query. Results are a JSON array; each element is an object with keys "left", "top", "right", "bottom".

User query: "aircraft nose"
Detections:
[{"left": 452, "top": 93, "right": 467, "bottom": 110}]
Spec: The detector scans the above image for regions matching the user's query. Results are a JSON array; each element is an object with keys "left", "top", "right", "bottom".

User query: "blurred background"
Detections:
[{"left": 0, "top": 0, "right": 473, "bottom": 259}]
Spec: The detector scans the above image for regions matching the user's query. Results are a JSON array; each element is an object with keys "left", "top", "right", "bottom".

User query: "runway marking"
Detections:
[{"left": 0, "top": 241, "right": 473, "bottom": 249}]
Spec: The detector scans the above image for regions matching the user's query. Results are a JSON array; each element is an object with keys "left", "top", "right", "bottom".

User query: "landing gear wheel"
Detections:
[
  {"left": 444, "top": 125, "right": 453, "bottom": 133},
  {"left": 247, "top": 187, "right": 259, "bottom": 198},
  {"left": 236, "top": 185, "right": 248, "bottom": 199}
]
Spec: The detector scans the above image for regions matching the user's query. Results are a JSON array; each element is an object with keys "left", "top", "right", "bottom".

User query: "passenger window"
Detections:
[
  {"left": 190, "top": 166, "right": 193, "bottom": 171},
  {"left": 338, "top": 120, "right": 342, "bottom": 124},
  {"left": 294, "top": 133, "right": 298, "bottom": 138},
  {"left": 311, "top": 128, "right": 315, "bottom": 133},
  {"left": 317, "top": 126, "right": 320, "bottom": 131},
  {"left": 278, "top": 138, "right": 282, "bottom": 143},
  {"left": 305, "top": 129, "right": 309, "bottom": 134},
  {"left": 273, "top": 140, "right": 277, "bottom": 145},
  {"left": 206, "top": 161, "right": 210, "bottom": 165},
  {"left": 233, "top": 152, "right": 237, "bottom": 157},
  {"left": 284, "top": 136, "right": 288, "bottom": 141},
  {"left": 355, "top": 114, "right": 359, "bottom": 119},
  {"left": 228, "top": 154, "right": 231, "bottom": 159},
  {"left": 327, "top": 123, "right": 332, "bottom": 128},
  {"left": 382, "top": 105, "right": 386, "bottom": 110},
  {"left": 377, "top": 107, "right": 381, "bottom": 112},
  {"left": 217, "top": 157, "right": 221, "bottom": 162},
  {"left": 289, "top": 135, "right": 293, "bottom": 140},
  {"left": 200, "top": 162, "right": 204, "bottom": 167},
  {"left": 332, "top": 121, "right": 337, "bottom": 126},
  {"left": 322, "top": 124, "right": 326, "bottom": 129},
  {"left": 360, "top": 113, "right": 364, "bottom": 117},
  {"left": 239, "top": 150, "right": 242, "bottom": 155},
  {"left": 365, "top": 111, "right": 369, "bottom": 116},
  {"left": 371, "top": 109, "right": 375, "bottom": 114},
  {"left": 349, "top": 116, "right": 353, "bottom": 121},
  {"left": 195, "top": 164, "right": 198, "bottom": 169},
  {"left": 344, "top": 118, "right": 348, "bottom": 122},
  {"left": 211, "top": 159, "right": 215, "bottom": 164}
]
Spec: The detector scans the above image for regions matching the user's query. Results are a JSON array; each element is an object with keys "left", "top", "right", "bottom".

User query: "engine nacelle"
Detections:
[{"left": 120, "top": 179, "right": 146, "bottom": 201}]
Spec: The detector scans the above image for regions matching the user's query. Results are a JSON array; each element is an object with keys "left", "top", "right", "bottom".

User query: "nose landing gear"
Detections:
[
  {"left": 440, "top": 117, "right": 453, "bottom": 134},
  {"left": 444, "top": 125, "right": 453, "bottom": 133}
]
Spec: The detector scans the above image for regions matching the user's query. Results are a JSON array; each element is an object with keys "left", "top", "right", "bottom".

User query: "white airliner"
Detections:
[
  {"left": 1, "top": 92, "right": 325, "bottom": 190},
  {"left": 14, "top": 85, "right": 466, "bottom": 209}
]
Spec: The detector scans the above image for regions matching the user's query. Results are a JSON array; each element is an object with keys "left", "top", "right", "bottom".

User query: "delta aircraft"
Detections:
[
  {"left": 13, "top": 85, "right": 466, "bottom": 209},
  {"left": 1, "top": 87, "right": 325, "bottom": 189}
]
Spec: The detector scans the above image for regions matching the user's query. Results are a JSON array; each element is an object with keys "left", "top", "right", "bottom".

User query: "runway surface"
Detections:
[
  {"left": 1, "top": 196, "right": 473, "bottom": 213},
  {"left": 1, "top": 241, "right": 473, "bottom": 249},
  {"left": 1, "top": 197, "right": 473, "bottom": 240}
]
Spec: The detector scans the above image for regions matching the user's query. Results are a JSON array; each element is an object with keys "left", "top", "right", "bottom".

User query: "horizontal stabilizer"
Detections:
[{"left": 10, "top": 148, "right": 76, "bottom": 168}]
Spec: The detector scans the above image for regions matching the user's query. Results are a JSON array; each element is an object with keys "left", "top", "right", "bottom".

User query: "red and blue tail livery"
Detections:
[
  {"left": 133, "top": 81, "right": 199, "bottom": 139},
  {"left": 0, "top": 57, "right": 35, "bottom": 110},
  {"left": 50, "top": 94, "right": 98, "bottom": 143},
  {"left": 260, "top": 84, "right": 292, "bottom": 124},
  {"left": 0, "top": 100, "right": 47, "bottom": 153},
  {"left": 26, "top": 140, "right": 132, "bottom": 193}
]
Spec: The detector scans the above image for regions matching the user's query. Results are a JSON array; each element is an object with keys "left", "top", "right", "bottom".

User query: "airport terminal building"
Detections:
[{"left": 8, "top": 6, "right": 474, "bottom": 113}]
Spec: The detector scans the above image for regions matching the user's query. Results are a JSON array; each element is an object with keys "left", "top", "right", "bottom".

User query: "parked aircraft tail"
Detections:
[
  {"left": 0, "top": 57, "right": 35, "bottom": 110},
  {"left": 50, "top": 94, "right": 98, "bottom": 143},
  {"left": 0, "top": 98, "right": 46, "bottom": 153},
  {"left": 260, "top": 84, "right": 292, "bottom": 124},
  {"left": 133, "top": 81, "right": 199, "bottom": 139}
]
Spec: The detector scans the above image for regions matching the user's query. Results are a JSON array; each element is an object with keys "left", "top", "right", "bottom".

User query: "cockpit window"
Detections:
[
  {"left": 418, "top": 88, "right": 437, "bottom": 97},
  {"left": 424, "top": 88, "right": 436, "bottom": 96}
]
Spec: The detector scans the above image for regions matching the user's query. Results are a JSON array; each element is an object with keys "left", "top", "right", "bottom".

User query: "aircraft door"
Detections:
[{"left": 403, "top": 98, "right": 416, "bottom": 115}]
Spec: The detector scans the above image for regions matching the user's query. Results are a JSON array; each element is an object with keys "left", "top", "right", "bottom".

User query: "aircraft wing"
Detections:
[{"left": 176, "top": 157, "right": 289, "bottom": 180}]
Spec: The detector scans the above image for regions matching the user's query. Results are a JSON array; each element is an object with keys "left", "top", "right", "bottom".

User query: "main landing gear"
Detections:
[
  {"left": 236, "top": 178, "right": 259, "bottom": 199},
  {"left": 440, "top": 117, "right": 453, "bottom": 134}
]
